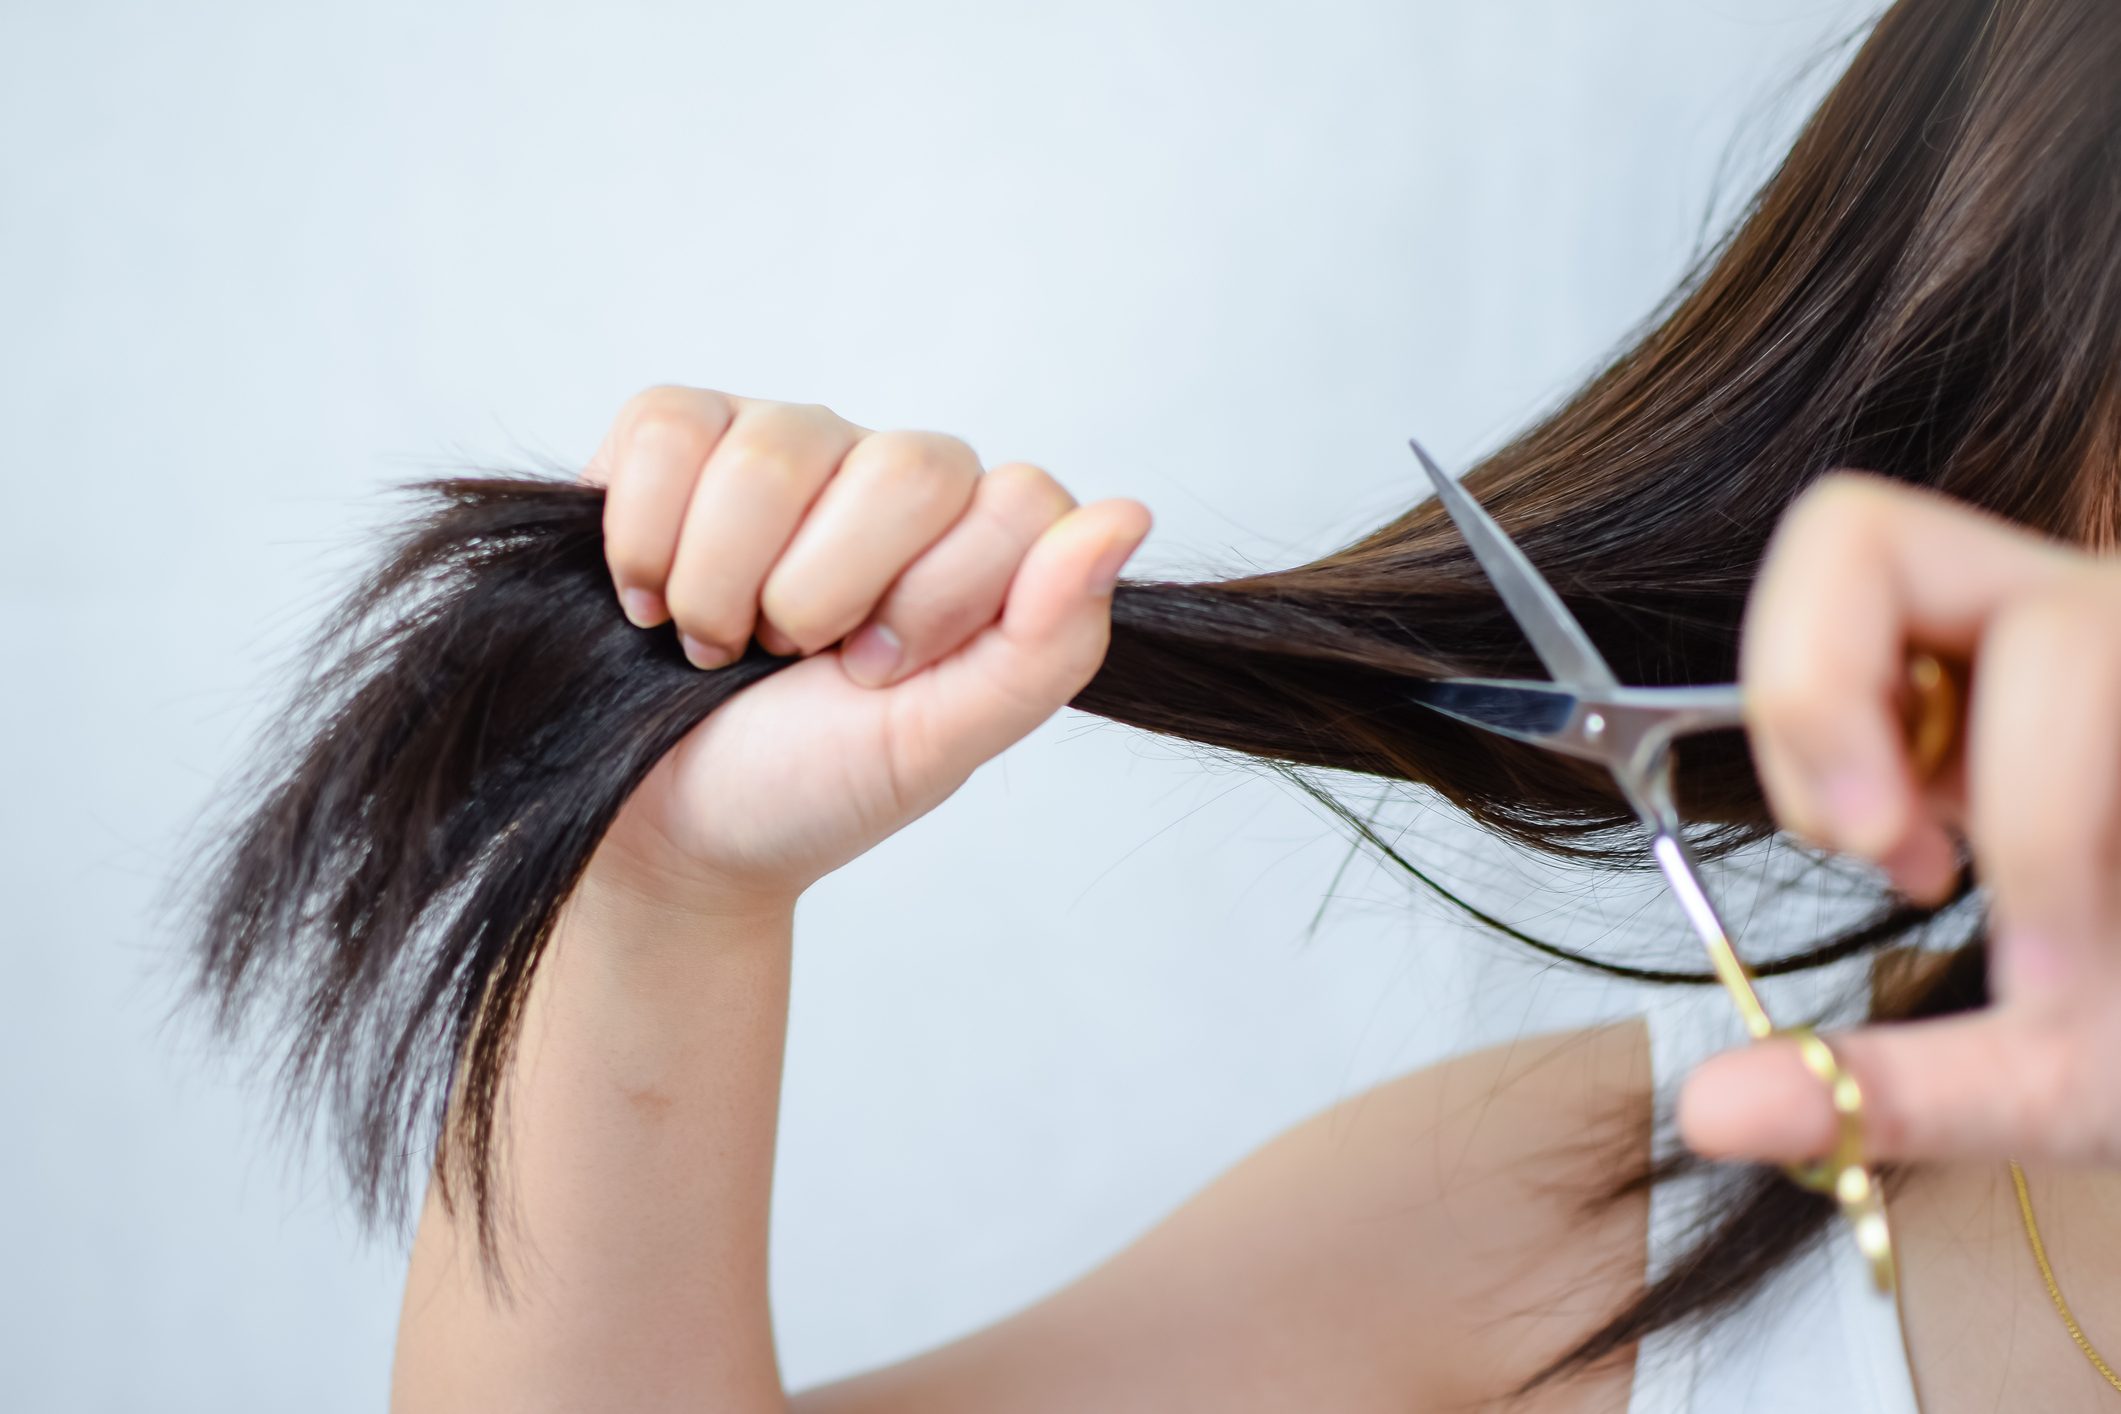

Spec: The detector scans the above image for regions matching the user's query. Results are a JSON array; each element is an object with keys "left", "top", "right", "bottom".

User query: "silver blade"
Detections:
[
  {"left": 1408, "top": 438, "right": 1618, "bottom": 691},
  {"left": 1647, "top": 829, "right": 1774, "bottom": 1042},
  {"left": 1404, "top": 678, "right": 1581, "bottom": 743}
]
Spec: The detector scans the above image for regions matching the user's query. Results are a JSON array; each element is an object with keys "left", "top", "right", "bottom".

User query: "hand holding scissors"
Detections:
[
  {"left": 1407, "top": 442, "right": 2121, "bottom": 1293},
  {"left": 1681, "top": 473, "right": 2121, "bottom": 1173}
]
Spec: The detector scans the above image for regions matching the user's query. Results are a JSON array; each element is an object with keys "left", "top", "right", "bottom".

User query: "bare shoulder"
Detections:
[
  {"left": 796, "top": 1019, "right": 1653, "bottom": 1414},
  {"left": 1250, "top": 1017, "right": 1655, "bottom": 1409}
]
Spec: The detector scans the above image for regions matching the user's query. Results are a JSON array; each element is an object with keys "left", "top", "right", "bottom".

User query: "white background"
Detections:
[{"left": 2, "top": 2, "right": 1883, "bottom": 1408}]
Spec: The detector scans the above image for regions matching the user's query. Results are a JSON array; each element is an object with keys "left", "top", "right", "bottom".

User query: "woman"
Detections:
[{"left": 184, "top": 0, "right": 2121, "bottom": 1407}]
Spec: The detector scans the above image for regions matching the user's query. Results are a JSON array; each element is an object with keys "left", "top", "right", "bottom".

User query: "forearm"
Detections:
[{"left": 390, "top": 864, "right": 797, "bottom": 1414}]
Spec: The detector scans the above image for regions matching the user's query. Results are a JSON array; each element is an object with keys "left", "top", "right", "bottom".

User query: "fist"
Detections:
[{"left": 578, "top": 386, "right": 1152, "bottom": 917}]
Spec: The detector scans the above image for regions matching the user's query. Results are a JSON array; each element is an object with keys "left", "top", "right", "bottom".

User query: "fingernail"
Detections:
[
  {"left": 841, "top": 621, "right": 902, "bottom": 686},
  {"left": 619, "top": 586, "right": 665, "bottom": 628},
  {"left": 1086, "top": 534, "right": 1141, "bottom": 596},
  {"left": 1820, "top": 764, "right": 1894, "bottom": 854},
  {"left": 680, "top": 633, "right": 734, "bottom": 670}
]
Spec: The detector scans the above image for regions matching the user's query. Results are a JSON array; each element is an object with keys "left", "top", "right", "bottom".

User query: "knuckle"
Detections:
[
  {"left": 743, "top": 399, "right": 820, "bottom": 432},
  {"left": 1788, "top": 470, "right": 1899, "bottom": 537},
  {"left": 715, "top": 433, "right": 812, "bottom": 497},
  {"left": 890, "top": 585, "right": 989, "bottom": 654},
  {"left": 861, "top": 431, "right": 979, "bottom": 507},
  {"left": 756, "top": 571, "right": 839, "bottom": 650},
  {"left": 711, "top": 402, "right": 844, "bottom": 494},
  {"left": 985, "top": 460, "right": 1079, "bottom": 521},
  {"left": 621, "top": 385, "right": 727, "bottom": 446}
]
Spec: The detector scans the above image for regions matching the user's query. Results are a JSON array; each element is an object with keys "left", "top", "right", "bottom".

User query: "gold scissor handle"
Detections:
[
  {"left": 1750, "top": 650, "right": 1956, "bottom": 1297},
  {"left": 1775, "top": 1024, "right": 1897, "bottom": 1292},
  {"left": 1901, "top": 648, "right": 1962, "bottom": 782}
]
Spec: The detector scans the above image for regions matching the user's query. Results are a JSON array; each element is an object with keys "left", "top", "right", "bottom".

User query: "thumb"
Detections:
[{"left": 898, "top": 498, "right": 1151, "bottom": 777}]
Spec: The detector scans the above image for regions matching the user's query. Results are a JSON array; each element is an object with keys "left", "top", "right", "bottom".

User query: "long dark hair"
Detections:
[{"left": 175, "top": 0, "right": 2121, "bottom": 1387}]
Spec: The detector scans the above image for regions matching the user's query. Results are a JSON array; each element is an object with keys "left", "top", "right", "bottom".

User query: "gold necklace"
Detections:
[{"left": 2010, "top": 1159, "right": 2121, "bottom": 1395}]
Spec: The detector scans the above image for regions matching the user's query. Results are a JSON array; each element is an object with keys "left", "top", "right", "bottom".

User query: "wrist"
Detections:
[
  {"left": 551, "top": 864, "right": 794, "bottom": 1009},
  {"left": 576, "top": 831, "right": 802, "bottom": 931},
  {"left": 560, "top": 848, "right": 796, "bottom": 972}
]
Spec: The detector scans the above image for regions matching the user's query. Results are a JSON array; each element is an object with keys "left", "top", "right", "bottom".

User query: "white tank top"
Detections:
[{"left": 1629, "top": 985, "right": 1922, "bottom": 1414}]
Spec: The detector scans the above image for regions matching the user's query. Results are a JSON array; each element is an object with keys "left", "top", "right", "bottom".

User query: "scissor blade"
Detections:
[
  {"left": 1646, "top": 830, "right": 1774, "bottom": 1042},
  {"left": 1405, "top": 678, "right": 1581, "bottom": 743},
  {"left": 1407, "top": 438, "right": 1619, "bottom": 692}
]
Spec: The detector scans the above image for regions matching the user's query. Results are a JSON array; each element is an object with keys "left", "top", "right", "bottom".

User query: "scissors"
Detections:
[{"left": 1402, "top": 436, "right": 1940, "bottom": 1297}]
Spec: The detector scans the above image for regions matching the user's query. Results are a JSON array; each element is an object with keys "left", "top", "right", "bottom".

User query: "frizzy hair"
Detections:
[{"left": 175, "top": 0, "right": 2121, "bottom": 1385}]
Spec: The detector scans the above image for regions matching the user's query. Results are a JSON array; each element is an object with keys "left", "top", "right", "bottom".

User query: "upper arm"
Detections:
[{"left": 790, "top": 1019, "right": 1653, "bottom": 1414}]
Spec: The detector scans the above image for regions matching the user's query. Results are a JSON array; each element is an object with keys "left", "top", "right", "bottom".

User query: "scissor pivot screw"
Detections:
[{"left": 1584, "top": 711, "right": 1606, "bottom": 740}]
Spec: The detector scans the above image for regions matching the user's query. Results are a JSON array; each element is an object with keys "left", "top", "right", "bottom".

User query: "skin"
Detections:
[
  {"left": 390, "top": 388, "right": 2121, "bottom": 1411},
  {"left": 1687, "top": 475, "right": 2121, "bottom": 1168}
]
